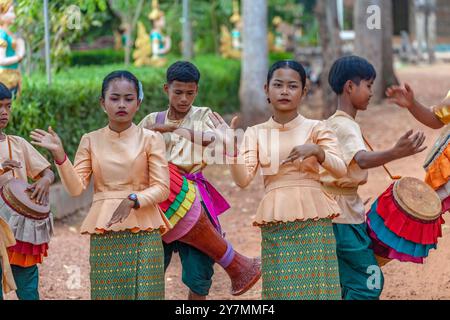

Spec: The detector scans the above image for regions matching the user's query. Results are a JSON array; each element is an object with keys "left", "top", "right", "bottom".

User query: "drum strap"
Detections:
[
  {"left": 4, "top": 135, "right": 15, "bottom": 178},
  {"left": 331, "top": 113, "right": 400, "bottom": 181},
  {"left": 155, "top": 111, "right": 167, "bottom": 125},
  {"left": 362, "top": 135, "right": 401, "bottom": 181}
]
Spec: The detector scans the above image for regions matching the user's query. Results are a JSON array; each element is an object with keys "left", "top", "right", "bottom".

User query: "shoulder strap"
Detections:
[
  {"left": 155, "top": 111, "right": 167, "bottom": 125},
  {"left": 361, "top": 134, "right": 401, "bottom": 181}
]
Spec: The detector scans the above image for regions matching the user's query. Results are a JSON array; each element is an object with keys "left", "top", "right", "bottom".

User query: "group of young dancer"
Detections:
[{"left": 0, "top": 55, "right": 448, "bottom": 300}]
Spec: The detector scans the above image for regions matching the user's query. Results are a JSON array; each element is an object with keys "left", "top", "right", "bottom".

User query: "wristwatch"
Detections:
[{"left": 128, "top": 193, "right": 140, "bottom": 209}]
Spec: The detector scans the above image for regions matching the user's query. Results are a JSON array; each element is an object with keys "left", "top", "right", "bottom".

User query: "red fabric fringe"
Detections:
[{"left": 375, "top": 184, "right": 444, "bottom": 245}]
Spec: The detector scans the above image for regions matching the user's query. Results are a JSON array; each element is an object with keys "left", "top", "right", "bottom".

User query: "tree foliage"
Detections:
[{"left": 13, "top": 0, "right": 108, "bottom": 73}]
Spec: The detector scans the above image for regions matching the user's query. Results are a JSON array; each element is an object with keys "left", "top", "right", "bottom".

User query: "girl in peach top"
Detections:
[
  {"left": 210, "top": 60, "right": 347, "bottom": 300},
  {"left": 30, "top": 71, "right": 170, "bottom": 300}
]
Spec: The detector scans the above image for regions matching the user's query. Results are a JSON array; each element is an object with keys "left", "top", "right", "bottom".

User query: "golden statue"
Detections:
[
  {"left": 219, "top": 0, "right": 241, "bottom": 59},
  {"left": 114, "top": 22, "right": 130, "bottom": 50},
  {"left": 272, "top": 16, "right": 286, "bottom": 53},
  {"left": 0, "top": 0, "right": 25, "bottom": 97},
  {"left": 133, "top": 0, "right": 171, "bottom": 67},
  {"left": 133, "top": 22, "right": 152, "bottom": 67}
]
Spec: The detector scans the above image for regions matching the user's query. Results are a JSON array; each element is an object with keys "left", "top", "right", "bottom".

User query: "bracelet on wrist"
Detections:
[{"left": 55, "top": 153, "right": 67, "bottom": 166}]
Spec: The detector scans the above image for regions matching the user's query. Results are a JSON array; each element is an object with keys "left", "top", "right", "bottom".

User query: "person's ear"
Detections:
[
  {"left": 302, "top": 79, "right": 310, "bottom": 97},
  {"left": 163, "top": 83, "right": 169, "bottom": 95},
  {"left": 344, "top": 80, "right": 353, "bottom": 94},
  {"left": 264, "top": 83, "right": 270, "bottom": 104},
  {"left": 100, "top": 98, "right": 107, "bottom": 113}
]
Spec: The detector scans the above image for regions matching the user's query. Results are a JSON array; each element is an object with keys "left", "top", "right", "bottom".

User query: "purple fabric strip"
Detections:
[
  {"left": 218, "top": 240, "right": 235, "bottom": 268},
  {"left": 155, "top": 111, "right": 167, "bottom": 125},
  {"left": 184, "top": 171, "right": 230, "bottom": 228}
]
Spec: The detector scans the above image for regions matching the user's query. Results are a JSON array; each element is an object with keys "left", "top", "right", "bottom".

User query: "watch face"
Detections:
[{"left": 129, "top": 194, "right": 137, "bottom": 201}]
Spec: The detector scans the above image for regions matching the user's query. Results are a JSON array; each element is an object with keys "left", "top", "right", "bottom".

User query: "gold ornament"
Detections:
[
  {"left": 229, "top": 0, "right": 241, "bottom": 24},
  {"left": 0, "top": 0, "right": 12, "bottom": 15},
  {"left": 148, "top": 0, "right": 164, "bottom": 21},
  {"left": 133, "top": 22, "right": 152, "bottom": 67}
]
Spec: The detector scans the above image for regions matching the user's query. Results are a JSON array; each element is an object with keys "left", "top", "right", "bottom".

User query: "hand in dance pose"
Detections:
[
  {"left": 386, "top": 83, "right": 446, "bottom": 129},
  {"left": 208, "top": 112, "right": 239, "bottom": 157},
  {"left": 31, "top": 127, "right": 134, "bottom": 224},
  {"left": 281, "top": 144, "right": 325, "bottom": 165}
]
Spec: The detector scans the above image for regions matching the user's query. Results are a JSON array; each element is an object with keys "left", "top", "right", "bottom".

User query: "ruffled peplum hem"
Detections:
[
  {"left": 425, "top": 144, "right": 450, "bottom": 190},
  {"left": 80, "top": 198, "right": 171, "bottom": 235},
  {"left": 7, "top": 249, "right": 46, "bottom": 267},
  {"left": 253, "top": 183, "right": 340, "bottom": 226},
  {"left": 376, "top": 186, "right": 444, "bottom": 245},
  {"left": 8, "top": 240, "right": 48, "bottom": 256},
  {"left": 0, "top": 202, "right": 53, "bottom": 245}
]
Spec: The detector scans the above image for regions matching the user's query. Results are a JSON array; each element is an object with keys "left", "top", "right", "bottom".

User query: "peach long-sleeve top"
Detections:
[
  {"left": 230, "top": 115, "right": 347, "bottom": 226},
  {"left": 56, "top": 124, "right": 170, "bottom": 235}
]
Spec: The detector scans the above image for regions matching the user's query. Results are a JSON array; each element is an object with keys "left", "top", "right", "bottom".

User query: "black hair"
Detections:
[
  {"left": 101, "top": 70, "right": 141, "bottom": 99},
  {"left": 267, "top": 60, "right": 307, "bottom": 90},
  {"left": 0, "top": 82, "right": 12, "bottom": 100},
  {"left": 166, "top": 61, "right": 201, "bottom": 84},
  {"left": 328, "top": 55, "right": 376, "bottom": 95}
]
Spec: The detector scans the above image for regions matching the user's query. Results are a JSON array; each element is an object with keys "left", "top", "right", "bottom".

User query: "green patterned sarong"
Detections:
[
  {"left": 260, "top": 219, "right": 341, "bottom": 300},
  {"left": 89, "top": 230, "right": 164, "bottom": 300}
]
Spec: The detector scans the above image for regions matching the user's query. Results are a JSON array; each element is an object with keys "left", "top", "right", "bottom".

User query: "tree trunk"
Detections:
[
  {"left": 107, "top": 0, "right": 144, "bottom": 66},
  {"left": 182, "top": 0, "right": 193, "bottom": 60},
  {"left": 315, "top": 0, "right": 342, "bottom": 119},
  {"left": 210, "top": 0, "right": 220, "bottom": 55},
  {"left": 354, "top": 0, "right": 398, "bottom": 104},
  {"left": 239, "top": 0, "right": 269, "bottom": 128}
]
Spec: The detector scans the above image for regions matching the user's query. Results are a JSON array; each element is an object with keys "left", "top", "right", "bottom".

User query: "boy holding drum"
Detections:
[
  {"left": 0, "top": 82, "right": 54, "bottom": 300},
  {"left": 321, "top": 56, "right": 426, "bottom": 300}
]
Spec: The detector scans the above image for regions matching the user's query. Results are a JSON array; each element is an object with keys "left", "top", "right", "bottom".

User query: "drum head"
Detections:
[
  {"left": 393, "top": 177, "right": 441, "bottom": 221},
  {"left": 4, "top": 178, "right": 50, "bottom": 215}
]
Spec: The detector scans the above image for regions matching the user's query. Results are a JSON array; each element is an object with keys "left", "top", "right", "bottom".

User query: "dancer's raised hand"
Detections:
[{"left": 30, "top": 127, "right": 66, "bottom": 163}]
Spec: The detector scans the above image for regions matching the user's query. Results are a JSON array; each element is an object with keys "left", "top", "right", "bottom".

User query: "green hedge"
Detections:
[
  {"left": 69, "top": 49, "right": 125, "bottom": 66},
  {"left": 8, "top": 55, "right": 240, "bottom": 162}
]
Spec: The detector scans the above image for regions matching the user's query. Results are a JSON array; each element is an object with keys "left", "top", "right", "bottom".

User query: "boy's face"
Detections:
[
  {"left": 164, "top": 81, "right": 198, "bottom": 114},
  {"left": 349, "top": 79, "right": 374, "bottom": 111},
  {"left": 0, "top": 98, "right": 12, "bottom": 130}
]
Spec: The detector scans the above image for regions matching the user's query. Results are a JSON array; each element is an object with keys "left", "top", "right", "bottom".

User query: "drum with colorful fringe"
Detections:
[
  {"left": 0, "top": 179, "right": 53, "bottom": 268},
  {"left": 159, "top": 163, "right": 198, "bottom": 243},
  {"left": 366, "top": 177, "right": 444, "bottom": 265},
  {"left": 158, "top": 163, "right": 262, "bottom": 296}
]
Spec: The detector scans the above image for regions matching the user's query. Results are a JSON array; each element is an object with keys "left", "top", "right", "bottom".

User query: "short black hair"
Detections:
[
  {"left": 267, "top": 60, "right": 307, "bottom": 90},
  {"left": 328, "top": 55, "right": 376, "bottom": 95},
  {"left": 166, "top": 61, "right": 200, "bottom": 84},
  {"left": 0, "top": 82, "right": 12, "bottom": 100},
  {"left": 101, "top": 70, "right": 141, "bottom": 99}
]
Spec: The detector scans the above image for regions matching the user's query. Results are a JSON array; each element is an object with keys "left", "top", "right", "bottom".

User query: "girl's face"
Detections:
[
  {"left": 101, "top": 78, "right": 141, "bottom": 124},
  {"left": 348, "top": 79, "right": 374, "bottom": 111},
  {"left": 265, "top": 68, "right": 306, "bottom": 112},
  {"left": 0, "top": 5, "right": 16, "bottom": 25}
]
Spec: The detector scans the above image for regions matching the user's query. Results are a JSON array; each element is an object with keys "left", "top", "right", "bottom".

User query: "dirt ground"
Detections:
[{"left": 5, "top": 63, "right": 450, "bottom": 300}]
